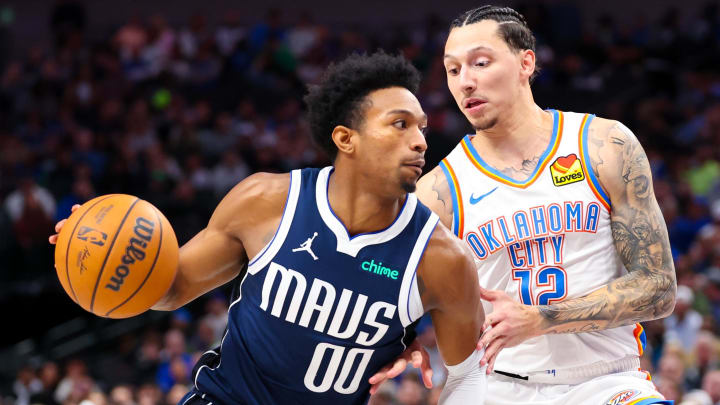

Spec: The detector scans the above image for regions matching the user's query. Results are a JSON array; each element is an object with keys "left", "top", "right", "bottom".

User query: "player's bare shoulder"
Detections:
[
  {"left": 415, "top": 166, "right": 454, "bottom": 229},
  {"left": 210, "top": 172, "right": 291, "bottom": 244},
  {"left": 584, "top": 116, "right": 648, "bottom": 196},
  {"left": 416, "top": 221, "right": 478, "bottom": 311}
]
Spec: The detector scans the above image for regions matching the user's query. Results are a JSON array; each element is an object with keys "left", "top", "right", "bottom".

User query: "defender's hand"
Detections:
[
  {"left": 48, "top": 204, "right": 81, "bottom": 244},
  {"left": 478, "top": 288, "right": 543, "bottom": 373},
  {"left": 368, "top": 340, "right": 432, "bottom": 394}
]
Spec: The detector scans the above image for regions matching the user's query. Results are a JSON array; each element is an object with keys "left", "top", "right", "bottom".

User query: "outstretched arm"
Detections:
[
  {"left": 153, "top": 172, "right": 289, "bottom": 310},
  {"left": 50, "top": 173, "right": 289, "bottom": 312},
  {"left": 479, "top": 119, "right": 676, "bottom": 369}
]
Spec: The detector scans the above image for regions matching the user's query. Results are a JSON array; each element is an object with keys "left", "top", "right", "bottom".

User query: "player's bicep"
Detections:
[{"left": 416, "top": 167, "right": 454, "bottom": 229}]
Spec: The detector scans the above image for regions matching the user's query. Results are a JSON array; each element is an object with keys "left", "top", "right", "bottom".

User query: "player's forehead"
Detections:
[
  {"left": 444, "top": 20, "right": 509, "bottom": 60},
  {"left": 363, "top": 87, "right": 425, "bottom": 121}
]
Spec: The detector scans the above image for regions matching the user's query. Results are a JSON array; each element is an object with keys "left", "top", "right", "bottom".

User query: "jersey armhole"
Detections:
[
  {"left": 439, "top": 159, "right": 463, "bottom": 238},
  {"left": 578, "top": 114, "right": 612, "bottom": 212},
  {"left": 247, "top": 170, "right": 302, "bottom": 274},
  {"left": 398, "top": 213, "right": 439, "bottom": 327}
]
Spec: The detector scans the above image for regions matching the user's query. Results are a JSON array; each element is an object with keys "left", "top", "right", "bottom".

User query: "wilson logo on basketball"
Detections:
[
  {"left": 105, "top": 217, "right": 155, "bottom": 292},
  {"left": 549, "top": 154, "right": 585, "bottom": 187},
  {"left": 77, "top": 226, "right": 108, "bottom": 246}
]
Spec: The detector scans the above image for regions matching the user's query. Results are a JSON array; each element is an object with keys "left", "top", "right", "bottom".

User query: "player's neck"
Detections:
[
  {"left": 471, "top": 101, "right": 552, "bottom": 164},
  {"left": 326, "top": 167, "right": 406, "bottom": 237}
]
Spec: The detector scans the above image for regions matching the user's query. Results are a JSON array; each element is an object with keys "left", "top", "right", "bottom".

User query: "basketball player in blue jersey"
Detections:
[
  {"left": 408, "top": 5, "right": 677, "bottom": 405},
  {"left": 50, "top": 52, "right": 487, "bottom": 404}
]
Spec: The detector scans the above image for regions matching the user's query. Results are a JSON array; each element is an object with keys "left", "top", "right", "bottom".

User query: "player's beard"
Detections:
[
  {"left": 401, "top": 181, "right": 417, "bottom": 193},
  {"left": 473, "top": 117, "right": 498, "bottom": 131}
]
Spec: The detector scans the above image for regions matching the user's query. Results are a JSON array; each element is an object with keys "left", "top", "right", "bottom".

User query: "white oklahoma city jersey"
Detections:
[{"left": 439, "top": 110, "right": 646, "bottom": 375}]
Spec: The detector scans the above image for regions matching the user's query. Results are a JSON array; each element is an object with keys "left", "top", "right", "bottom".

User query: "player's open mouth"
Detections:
[{"left": 463, "top": 98, "right": 486, "bottom": 112}]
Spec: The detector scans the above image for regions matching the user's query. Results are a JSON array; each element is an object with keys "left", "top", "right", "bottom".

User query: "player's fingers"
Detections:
[
  {"left": 384, "top": 357, "right": 408, "bottom": 379},
  {"left": 487, "top": 345, "right": 501, "bottom": 374},
  {"left": 410, "top": 350, "right": 423, "bottom": 368},
  {"left": 55, "top": 219, "right": 67, "bottom": 233},
  {"left": 419, "top": 346, "right": 433, "bottom": 389},
  {"left": 368, "top": 364, "right": 391, "bottom": 385},
  {"left": 480, "top": 324, "right": 504, "bottom": 349},
  {"left": 480, "top": 335, "right": 504, "bottom": 367},
  {"left": 478, "top": 286, "right": 502, "bottom": 301},
  {"left": 49, "top": 234, "right": 58, "bottom": 244},
  {"left": 421, "top": 368, "right": 433, "bottom": 389},
  {"left": 71, "top": 204, "right": 81, "bottom": 212}
]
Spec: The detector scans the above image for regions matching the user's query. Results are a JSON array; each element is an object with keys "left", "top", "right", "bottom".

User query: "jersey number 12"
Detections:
[{"left": 511, "top": 266, "right": 567, "bottom": 305}]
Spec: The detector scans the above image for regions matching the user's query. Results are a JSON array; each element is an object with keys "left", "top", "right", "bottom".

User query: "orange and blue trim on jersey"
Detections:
[
  {"left": 460, "top": 109, "right": 563, "bottom": 188},
  {"left": 578, "top": 114, "right": 612, "bottom": 212},
  {"left": 627, "top": 397, "right": 673, "bottom": 404},
  {"left": 439, "top": 159, "right": 464, "bottom": 238},
  {"left": 634, "top": 323, "right": 647, "bottom": 356}
]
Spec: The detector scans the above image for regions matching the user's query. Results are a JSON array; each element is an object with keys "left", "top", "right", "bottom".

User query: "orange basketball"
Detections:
[{"left": 54, "top": 194, "right": 179, "bottom": 318}]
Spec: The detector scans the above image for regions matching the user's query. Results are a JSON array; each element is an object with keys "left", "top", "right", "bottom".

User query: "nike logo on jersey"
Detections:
[
  {"left": 292, "top": 232, "right": 319, "bottom": 260},
  {"left": 469, "top": 187, "right": 498, "bottom": 205}
]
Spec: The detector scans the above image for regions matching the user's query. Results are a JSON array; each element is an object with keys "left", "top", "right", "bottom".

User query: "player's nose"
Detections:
[{"left": 459, "top": 66, "right": 476, "bottom": 95}]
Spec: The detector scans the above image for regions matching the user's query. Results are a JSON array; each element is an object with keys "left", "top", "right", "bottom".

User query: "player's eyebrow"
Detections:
[
  {"left": 386, "top": 109, "right": 427, "bottom": 121},
  {"left": 444, "top": 45, "right": 494, "bottom": 60}
]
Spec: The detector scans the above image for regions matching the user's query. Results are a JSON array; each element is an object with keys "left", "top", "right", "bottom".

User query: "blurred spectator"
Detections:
[
  {"left": 666, "top": 285, "right": 704, "bottom": 352},
  {"left": 155, "top": 330, "right": 192, "bottom": 393},
  {"left": 12, "top": 366, "right": 41, "bottom": 405},
  {"left": 29, "top": 362, "right": 60, "bottom": 405}
]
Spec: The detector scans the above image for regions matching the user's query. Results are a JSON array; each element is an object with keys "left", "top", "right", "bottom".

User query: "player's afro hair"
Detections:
[{"left": 304, "top": 51, "right": 421, "bottom": 161}]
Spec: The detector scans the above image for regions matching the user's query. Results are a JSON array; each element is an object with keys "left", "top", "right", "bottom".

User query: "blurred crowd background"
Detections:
[{"left": 1, "top": 0, "right": 720, "bottom": 404}]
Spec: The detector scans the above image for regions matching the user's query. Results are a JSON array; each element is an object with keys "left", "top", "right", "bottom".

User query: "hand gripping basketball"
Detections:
[{"left": 50, "top": 195, "right": 179, "bottom": 318}]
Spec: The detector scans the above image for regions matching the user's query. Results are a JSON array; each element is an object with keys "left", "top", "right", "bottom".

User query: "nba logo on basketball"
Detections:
[
  {"left": 549, "top": 154, "right": 585, "bottom": 187},
  {"left": 77, "top": 226, "right": 108, "bottom": 246}
]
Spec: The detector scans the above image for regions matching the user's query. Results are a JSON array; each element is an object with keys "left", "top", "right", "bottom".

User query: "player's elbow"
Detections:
[{"left": 654, "top": 274, "right": 677, "bottom": 319}]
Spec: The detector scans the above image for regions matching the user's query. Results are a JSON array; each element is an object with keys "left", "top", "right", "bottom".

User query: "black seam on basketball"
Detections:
[
  {"left": 90, "top": 198, "right": 140, "bottom": 312},
  {"left": 64, "top": 195, "right": 115, "bottom": 305},
  {"left": 105, "top": 204, "right": 164, "bottom": 316}
]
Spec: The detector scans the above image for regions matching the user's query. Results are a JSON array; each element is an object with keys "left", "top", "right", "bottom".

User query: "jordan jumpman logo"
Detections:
[{"left": 292, "top": 232, "right": 319, "bottom": 261}]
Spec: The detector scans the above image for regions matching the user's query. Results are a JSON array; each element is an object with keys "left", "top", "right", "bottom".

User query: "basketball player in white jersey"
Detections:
[{"left": 411, "top": 5, "right": 677, "bottom": 405}]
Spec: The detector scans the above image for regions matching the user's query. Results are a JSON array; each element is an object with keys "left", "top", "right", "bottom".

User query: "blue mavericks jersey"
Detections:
[{"left": 191, "top": 167, "right": 439, "bottom": 405}]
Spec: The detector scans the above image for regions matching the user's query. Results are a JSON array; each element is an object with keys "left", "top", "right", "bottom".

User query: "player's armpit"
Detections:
[
  {"left": 153, "top": 172, "right": 290, "bottom": 310},
  {"left": 536, "top": 119, "right": 676, "bottom": 333},
  {"left": 416, "top": 167, "right": 454, "bottom": 230}
]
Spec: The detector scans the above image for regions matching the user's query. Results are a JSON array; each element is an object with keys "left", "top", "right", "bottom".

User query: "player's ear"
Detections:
[
  {"left": 331, "top": 125, "right": 356, "bottom": 156},
  {"left": 519, "top": 49, "right": 536, "bottom": 81}
]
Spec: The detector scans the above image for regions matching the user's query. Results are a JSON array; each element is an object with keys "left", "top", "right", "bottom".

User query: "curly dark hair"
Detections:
[
  {"left": 303, "top": 51, "right": 421, "bottom": 161},
  {"left": 450, "top": 5, "right": 540, "bottom": 82}
]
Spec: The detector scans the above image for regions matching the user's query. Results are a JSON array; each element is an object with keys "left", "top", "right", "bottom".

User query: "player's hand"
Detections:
[
  {"left": 48, "top": 204, "right": 81, "bottom": 245},
  {"left": 477, "top": 287, "right": 543, "bottom": 373},
  {"left": 368, "top": 340, "right": 432, "bottom": 394}
]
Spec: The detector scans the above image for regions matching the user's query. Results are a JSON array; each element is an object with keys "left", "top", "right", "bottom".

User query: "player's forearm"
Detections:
[
  {"left": 535, "top": 268, "right": 675, "bottom": 334},
  {"left": 536, "top": 205, "right": 676, "bottom": 333}
]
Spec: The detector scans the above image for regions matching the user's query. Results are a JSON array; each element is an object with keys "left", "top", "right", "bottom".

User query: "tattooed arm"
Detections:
[
  {"left": 535, "top": 119, "right": 677, "bottom": 333},
  {"left": 478, "top": 119, "right": 676, "bottom": 369},
  {"left": 416, "top": 167, "right": 454, "bottom": 229}
]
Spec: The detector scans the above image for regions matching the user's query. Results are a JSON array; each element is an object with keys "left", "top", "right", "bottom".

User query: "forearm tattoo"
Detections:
[{"left": 538, "top": 122, "right": 676, "bottom": 333}]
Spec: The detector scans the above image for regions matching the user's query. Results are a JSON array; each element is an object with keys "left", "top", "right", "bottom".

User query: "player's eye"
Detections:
[
  {"left": 446, "top": 67, "right": 459, "bottom": 75},
  {"left": 419, "top": 126, "right": 428, "bottom": 136},
  {"left": 475, "top": 59, "right": 489, "bottom": 67},
  {"left": 393, "top": 120, "right": 407, "bottom": 129}
]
